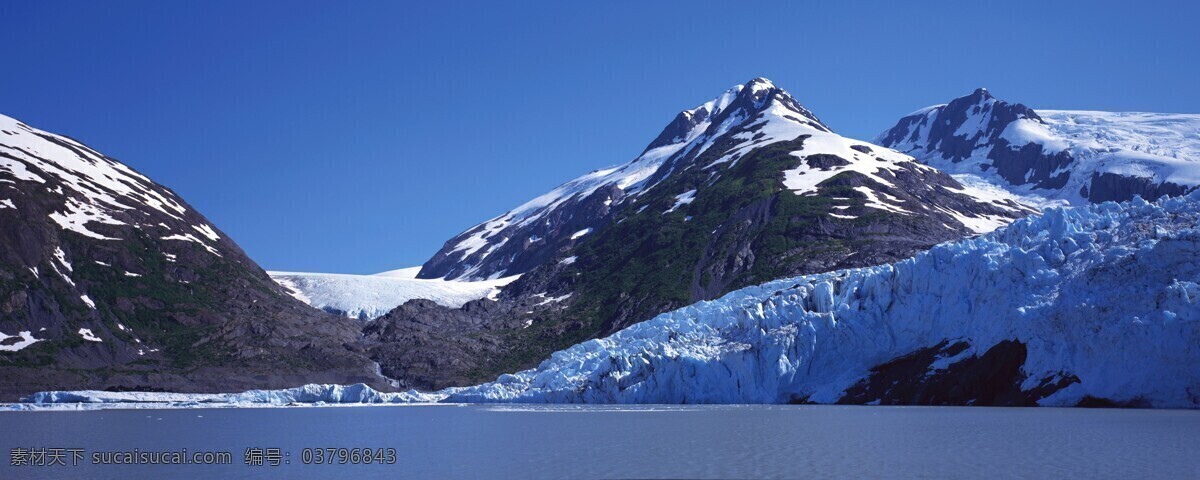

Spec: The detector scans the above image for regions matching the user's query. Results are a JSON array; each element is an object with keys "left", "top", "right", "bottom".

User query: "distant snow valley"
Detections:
[{"left": 269, "top": 267, "right": 519, "bottom": 320}]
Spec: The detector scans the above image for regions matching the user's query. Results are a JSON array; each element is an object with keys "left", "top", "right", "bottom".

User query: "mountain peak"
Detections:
[
  {"left": 744, "top": 77, "right": 777, "bottom": 91},
  {"left": 735, "top": 77, "right": 791, "bottom": 108},
  {"left": 955, "top": 87, "right": 996, "bottom": 106},
  {"left": 736, "top": 77, "right": 791, "bottom": 105},
  {"left": 877, "top": 87, "right": 1047, "bottom": 157},
  {"left": 642, "top": 78, "right": 825, "bottom": 154}
]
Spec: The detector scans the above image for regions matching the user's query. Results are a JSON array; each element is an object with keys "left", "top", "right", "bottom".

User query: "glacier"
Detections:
[
  {"left": 268, "top": 269, "right": 518, "bottom": 319},
  {"left": 14, "top": 193, "right": 1200, "bottom": 409},
  {"left": 1037, "top": 110, "right": 1200, "bottom": 189},
  {"left": 445, "top": 191, "right": 1200, "bottom": 406},
  {"left": 13, "top": 384, "right": 440, "bottom": 411}
]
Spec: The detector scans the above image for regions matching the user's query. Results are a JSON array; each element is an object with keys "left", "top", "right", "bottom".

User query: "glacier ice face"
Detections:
[
  {"left": 16, "top": 383, "right": 441, "bottom": 410},
  {"left": 440, "top": 192, "right": 1200, "bottom": 407}
]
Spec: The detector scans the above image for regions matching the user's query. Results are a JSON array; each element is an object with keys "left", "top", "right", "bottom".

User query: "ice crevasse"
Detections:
[{"left": 442, "top": 192, "right": 1200, "bottom": 407}]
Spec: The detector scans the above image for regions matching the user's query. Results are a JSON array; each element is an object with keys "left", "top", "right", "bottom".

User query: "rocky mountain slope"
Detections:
[
  {"left": 0, "top": 114, "right": 387, "bottom": 400},
  {"left": 877, "top": 88, "right": 1200, "bottom": 205},
  {"left": 368, "top": 79, "right": 1037, "bottom": 390}
]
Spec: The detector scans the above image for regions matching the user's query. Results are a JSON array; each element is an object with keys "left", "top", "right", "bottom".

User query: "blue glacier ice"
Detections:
[
  {"left": 16, "top": 383, "right": 438, "bottom": 410},
  {"left": 440, "top": 193, "right": 1200, "bottom": 407},
  {"left": 17, "top": 193, "right": 1200, "bottom": 409}
]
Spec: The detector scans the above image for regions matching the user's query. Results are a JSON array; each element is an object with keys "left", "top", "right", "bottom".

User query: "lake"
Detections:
[{"left": 1, "top": 404, "right": 1198, "bottom": 479}]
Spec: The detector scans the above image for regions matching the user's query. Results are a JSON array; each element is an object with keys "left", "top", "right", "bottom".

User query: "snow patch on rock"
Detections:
[
  {"left": 0, "top": 331, "right": 43, "bottom": 352},
  {"left": 77, "top": 328, "right": 102, "bottom": 343}
]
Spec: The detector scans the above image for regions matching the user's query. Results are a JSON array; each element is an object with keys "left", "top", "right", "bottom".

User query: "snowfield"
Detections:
[
  {"left": 19, "top": 192, "right": 1200, "bottom": 409},
  {"left": 268, "top": 269, "right": 518, "bottom": 319},
  {"left": 1038, "top": 110, "right": 1200, "bottom": 188}
]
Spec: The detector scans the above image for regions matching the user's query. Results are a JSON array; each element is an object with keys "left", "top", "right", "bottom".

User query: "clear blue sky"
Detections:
[{"left": 2, "top": 1, "right": 1197, "bottom": 273}]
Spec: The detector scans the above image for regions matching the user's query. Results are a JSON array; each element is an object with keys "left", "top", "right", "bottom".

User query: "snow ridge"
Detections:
[{"left": 0, "top": 114, "right": 223, "bottom": 252}]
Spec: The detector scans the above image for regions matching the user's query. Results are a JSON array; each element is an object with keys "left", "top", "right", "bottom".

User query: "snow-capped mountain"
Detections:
[
  {"left": 0, "top": 114, "right": 225, "bottom": 248},
  {"left": 372, "top": 79, "right": 1037, "bottom": 391},
  {"left": 421, "top": 79, "right": 1031, "bottom": 281},
  {"left": 269, "top": 269, "right": 518, "bottom": 319},
  {"left": 877, "top": 88, "right": 1200, "bottom": 205},
  {"left": 416, "top": 81, "right": 804, "bottom": 281},
  {"left": 437, "top": 192, "right": 1200, "bottom": 407},
  {"left": 0, "top": 113, "right": 385, "bottom": 400}
]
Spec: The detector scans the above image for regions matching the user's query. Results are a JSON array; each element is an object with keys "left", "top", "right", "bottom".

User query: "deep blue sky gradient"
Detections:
[{"left": 2, "top": 1, "right": 1197, "bottom": 273}]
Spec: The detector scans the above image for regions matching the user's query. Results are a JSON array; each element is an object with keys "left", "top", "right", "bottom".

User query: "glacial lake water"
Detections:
[{"left": 1, "top": 404, "right": 1198, "bottom": 479}]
